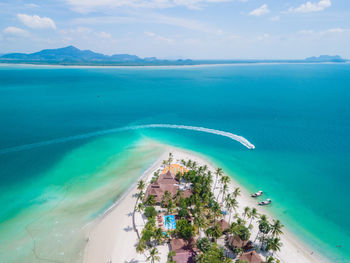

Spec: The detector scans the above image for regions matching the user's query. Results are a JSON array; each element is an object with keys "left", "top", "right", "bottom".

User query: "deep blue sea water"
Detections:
[{"left": 0, "top": 64, "right": 349, "bottom": 262}]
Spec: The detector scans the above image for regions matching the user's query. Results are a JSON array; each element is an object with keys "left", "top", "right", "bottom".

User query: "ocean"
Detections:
[{"left": 0, "top": 63, "right": 349, "bottom": 262}]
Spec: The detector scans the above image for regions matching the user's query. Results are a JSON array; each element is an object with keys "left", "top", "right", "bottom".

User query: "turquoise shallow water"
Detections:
[{"left": 0, "top": 64, "right": 349, "bottom": 262}]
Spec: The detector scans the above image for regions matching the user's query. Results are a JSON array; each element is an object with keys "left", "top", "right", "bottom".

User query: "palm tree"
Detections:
[
  {"left": 136, "top": 202, "right": 145, "bottom": 224},
  {"left": 154, "top": 227, "right": 163, "bottom": 245},
  {"left": 162, "top": 190, "right": 171, "bottom": 208},
  {"left": 136, "top": 239, "right": 147, "bottom": 257},
  {"left": 243, "top": 206, "right": 251, "bottom": 220},
  {"left": 264, "top": 256, "right": 276, "bottom": 263},
  {"left": 137, "top": 190, "right": 145, "bottom": 203},
  {"left": 167, "top": 152, "right": 173, "bottom": 165},
  {"left": 206, "top": 171, "right": 213, "bottom": 185},
  {"left": 186, "top": 159, "right": 192, "bottom": 168},
  {"left": 267, "top": 237, "right": 282, "bottom": 256},
  {"left": 256, "top": 215, "right": 271, "bottom": 249},
  {"left": 167, "top": 251, "right": 176, "bottom": 263},
  {"left": 230, "top": 198, "right": 238, "bottom": 216},
  {"left": 218, "top": 175, "right": 229, "bottom": 202},
  {"left": 137, "top": 179, "right": 145, "bottom": 193},
  {"left": 270, "top": 219, "right": 284, "bottom": 238},
  {"left": 135, "top": 179, "right": 146, "bottom": 208},
  {"left": 233, "top": 187, "right": 241, "bottom": 198},
  {"left": 229, "top": 222, "right": 240, "bottom": 237},
  {"left": 197, "top": 166, "right": 203, "bottom": 175},
  {"left": 193, "top": 213, "right": 206, "bottom": 238},
  {"left": 147, "top": 247, "right": 160, "bottom": 263},
  {"left": 191, "top": 161, "right": 198, "bottom": 169},
  {"left": 166, "top": 199, "right": 175, "bottom": 214},
  {"left": 225, "top": 194, "right": 233, "bottom": 223},
  {"left": 218, "top": 183, "right": 228, "bottom": 203},
  {"left": 249, "top": 208, "right": 258, "bottom": 226},
  {"left": 220, "top": 175, "right": 230, "bottom": 185},
  {"left": 211, "top": 201, "right": 221, "bottom": 222},
  {"left": 214, "top": 167, "right": 223, "bottom": 190},
  {"left": 211, "top": 223, "right": 223, "bottom": 241},
  {"left": 202, "top": 165, "right": 208, "bottom": 172},
  {"left": 146, "top": 195, "right": 156, "bottom": 206}
]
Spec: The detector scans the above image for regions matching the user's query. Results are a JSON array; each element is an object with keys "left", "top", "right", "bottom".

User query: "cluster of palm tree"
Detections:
[
  {"left": 136, "top": 205, "right": 164, "bottom": 262},
  {"left": 161, "top": 190, "right": 175, "bottom": 214},
  {"left": 134, "top": 156, "right": 284, "bottom": 263},
  {"left": 181, "top": 158, "right": 199, "bottom": 170},
  {"left": 255, "top": 215, "right": 284, "bottom": 256},
  {"left": 163, "top": 152, "right": 174, "bottom": 166}
]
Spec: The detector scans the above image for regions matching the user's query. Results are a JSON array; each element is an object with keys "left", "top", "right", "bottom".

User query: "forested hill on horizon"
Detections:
[{"left": 0, "top": 46, "right": 347, "bottom": 66}]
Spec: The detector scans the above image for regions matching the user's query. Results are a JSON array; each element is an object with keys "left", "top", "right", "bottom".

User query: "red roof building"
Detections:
[{"left": 145, "top": 171, "right": 179, "bottom": 203}]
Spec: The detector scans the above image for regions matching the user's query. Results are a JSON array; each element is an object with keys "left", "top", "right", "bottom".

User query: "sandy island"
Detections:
[{"left": 83, "top": 147, "right": 328, "bottom": 263}]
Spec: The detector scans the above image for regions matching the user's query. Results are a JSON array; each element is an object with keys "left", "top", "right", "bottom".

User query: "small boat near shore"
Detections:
[
  {"left": 251, "top": 190, "right": 263, "bottom": 197},
  {"left": 258, "top": 199, "right": 271, "bottom": 206}
]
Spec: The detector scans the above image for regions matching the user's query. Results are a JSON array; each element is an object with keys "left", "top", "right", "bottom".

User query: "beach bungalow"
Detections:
[
  {"left": 238, "top": 250, "right": 263, "bottom": 263},
  {"left": 145, "top": 171, "right": 179, "bottom": 204},
  {"left": 170, "top": 238, "right": 196, "bottom": 263},
  {"left": 227, "top": 235, "right": 253, "bottom": 251},
  {"left": 217, "top": 219, "right": 230, "bottom": 233},
  {"left": 145, "top": 170, "right": 194, "bottom": 205}
]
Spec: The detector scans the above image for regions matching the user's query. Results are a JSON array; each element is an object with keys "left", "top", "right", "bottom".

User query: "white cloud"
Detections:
[
  {"left": 326, "top": 28, "right": 347, "bottom": 33},
  {"left": 95, "top": 31, "right": 112, "bottom": 39},
  {"left": 17, "top": 14, "right": 56, "bottom": 29},
  {"left": 3, "top": 26, "right": 30, "bottom": 37},
  {"left": 73, "top": 13, "right": 216, "bottom": 34},
  {"left": 296, "top": 28, "right": 350, "bottom": 38},
  {"left": 270, "top": 16, "right": 280, "bottom": 21},
  {"left": 65, "top": 0, "right": 231, "bottom": 12},
  {"left": 59, "top": 27, "right": 113, "bottom": 42},
  {"left": 25, "top": 3, "right": 39, "bottom": 8},
  {"left": 249, "top": 4, "right": 270, "bottom": 16},
  {"left": 288, "top": 0, "right": 331, "bottom": 13},
  {"left": 144, "top": 31, "right": 174, "bottom": 43}
]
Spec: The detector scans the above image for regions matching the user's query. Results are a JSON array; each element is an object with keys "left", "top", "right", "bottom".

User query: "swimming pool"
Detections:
[{"left": 163, "top": 215, "right": 176, "bottom": 230}]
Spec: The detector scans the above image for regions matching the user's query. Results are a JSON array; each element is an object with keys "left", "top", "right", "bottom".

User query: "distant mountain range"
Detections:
[
  {"left": 0, "top": 46, "right": 348, "bottom": 66},
  {"left": 0, "top": 46, "right": 194, "bottom": 66},
  {"left": 305, "top": 55, "right": 347, "bottom": 62}
]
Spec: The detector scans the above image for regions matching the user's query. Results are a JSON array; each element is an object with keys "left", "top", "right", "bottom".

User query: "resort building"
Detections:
[
  {"left": 145, "top": 168, "right": 192, "bottom": 204},
  {"left": 217, "top": 219, "right": 230, "bottom": 233},
  {"left": 145, "top": 171, "right": 178, "bottom": 203},
  {"left": 227, "top": 235, "right": 253, "bottom": 251},
  {"left": 170, "top": 238, "right": 196, "bottom": 263},
  {"left": 239, "top": 250, "right": 263, "bottom": 263}
]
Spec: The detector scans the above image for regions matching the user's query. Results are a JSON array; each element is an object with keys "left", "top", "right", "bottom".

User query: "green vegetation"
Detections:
[
  {"left": 196, "top": 243, "right": 231, "bottom": 263},
  {"left": 176, "top": 219, "right": 195, "bottom": 240},
  {"left": 144, "top": 206, "right": 157, "bottom": 219},
  {"left": 135, "top": 152, "right": 284, "bottom": 262}
]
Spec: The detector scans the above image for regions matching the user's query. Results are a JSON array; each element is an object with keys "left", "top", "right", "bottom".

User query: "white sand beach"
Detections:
[{"left": 83, "top": 147, "right": 328, "bottom": 263}]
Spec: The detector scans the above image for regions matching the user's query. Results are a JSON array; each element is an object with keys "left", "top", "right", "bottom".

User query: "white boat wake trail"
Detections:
[{"left": 0, "top": 124, "right": 255, "bottom": 155}]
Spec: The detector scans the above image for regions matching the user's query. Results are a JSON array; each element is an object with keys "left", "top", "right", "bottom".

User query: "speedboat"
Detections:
[
  {"left": 251, "top": 190, "right": 263, "bottom": 197},
  {"left": 258, "top": 199, "right": 271, "bottom": 206}
]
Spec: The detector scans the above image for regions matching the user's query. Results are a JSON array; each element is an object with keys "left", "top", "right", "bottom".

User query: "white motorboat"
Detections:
[
  {"left": 251, "top": 190, "right": 263, "bottom": 197},
  {"left": 258, "top": 199, "right": 271, "bottom": 206}
]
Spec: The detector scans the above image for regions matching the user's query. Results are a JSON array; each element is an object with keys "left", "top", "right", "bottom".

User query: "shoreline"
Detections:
[
  {"left": 83, "top": 145, "right": 329, "bottom": 263},
  {"left": 82, "top": 150, "right": 170, "bottom": 263}
]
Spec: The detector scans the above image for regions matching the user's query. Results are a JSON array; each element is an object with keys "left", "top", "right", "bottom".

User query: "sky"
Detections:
[{"left": 0, "top": 0, "right": 349, "bottom": 59}]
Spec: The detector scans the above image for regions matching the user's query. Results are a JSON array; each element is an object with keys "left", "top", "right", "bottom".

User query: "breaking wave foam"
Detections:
[{"left": 0, "top": 124, "right": 255, "bottom": 155}]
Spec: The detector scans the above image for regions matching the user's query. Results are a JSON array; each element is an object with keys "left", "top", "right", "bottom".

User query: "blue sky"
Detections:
[{"left": 0, "top": 0, "right": 349, "bottom": 59}]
